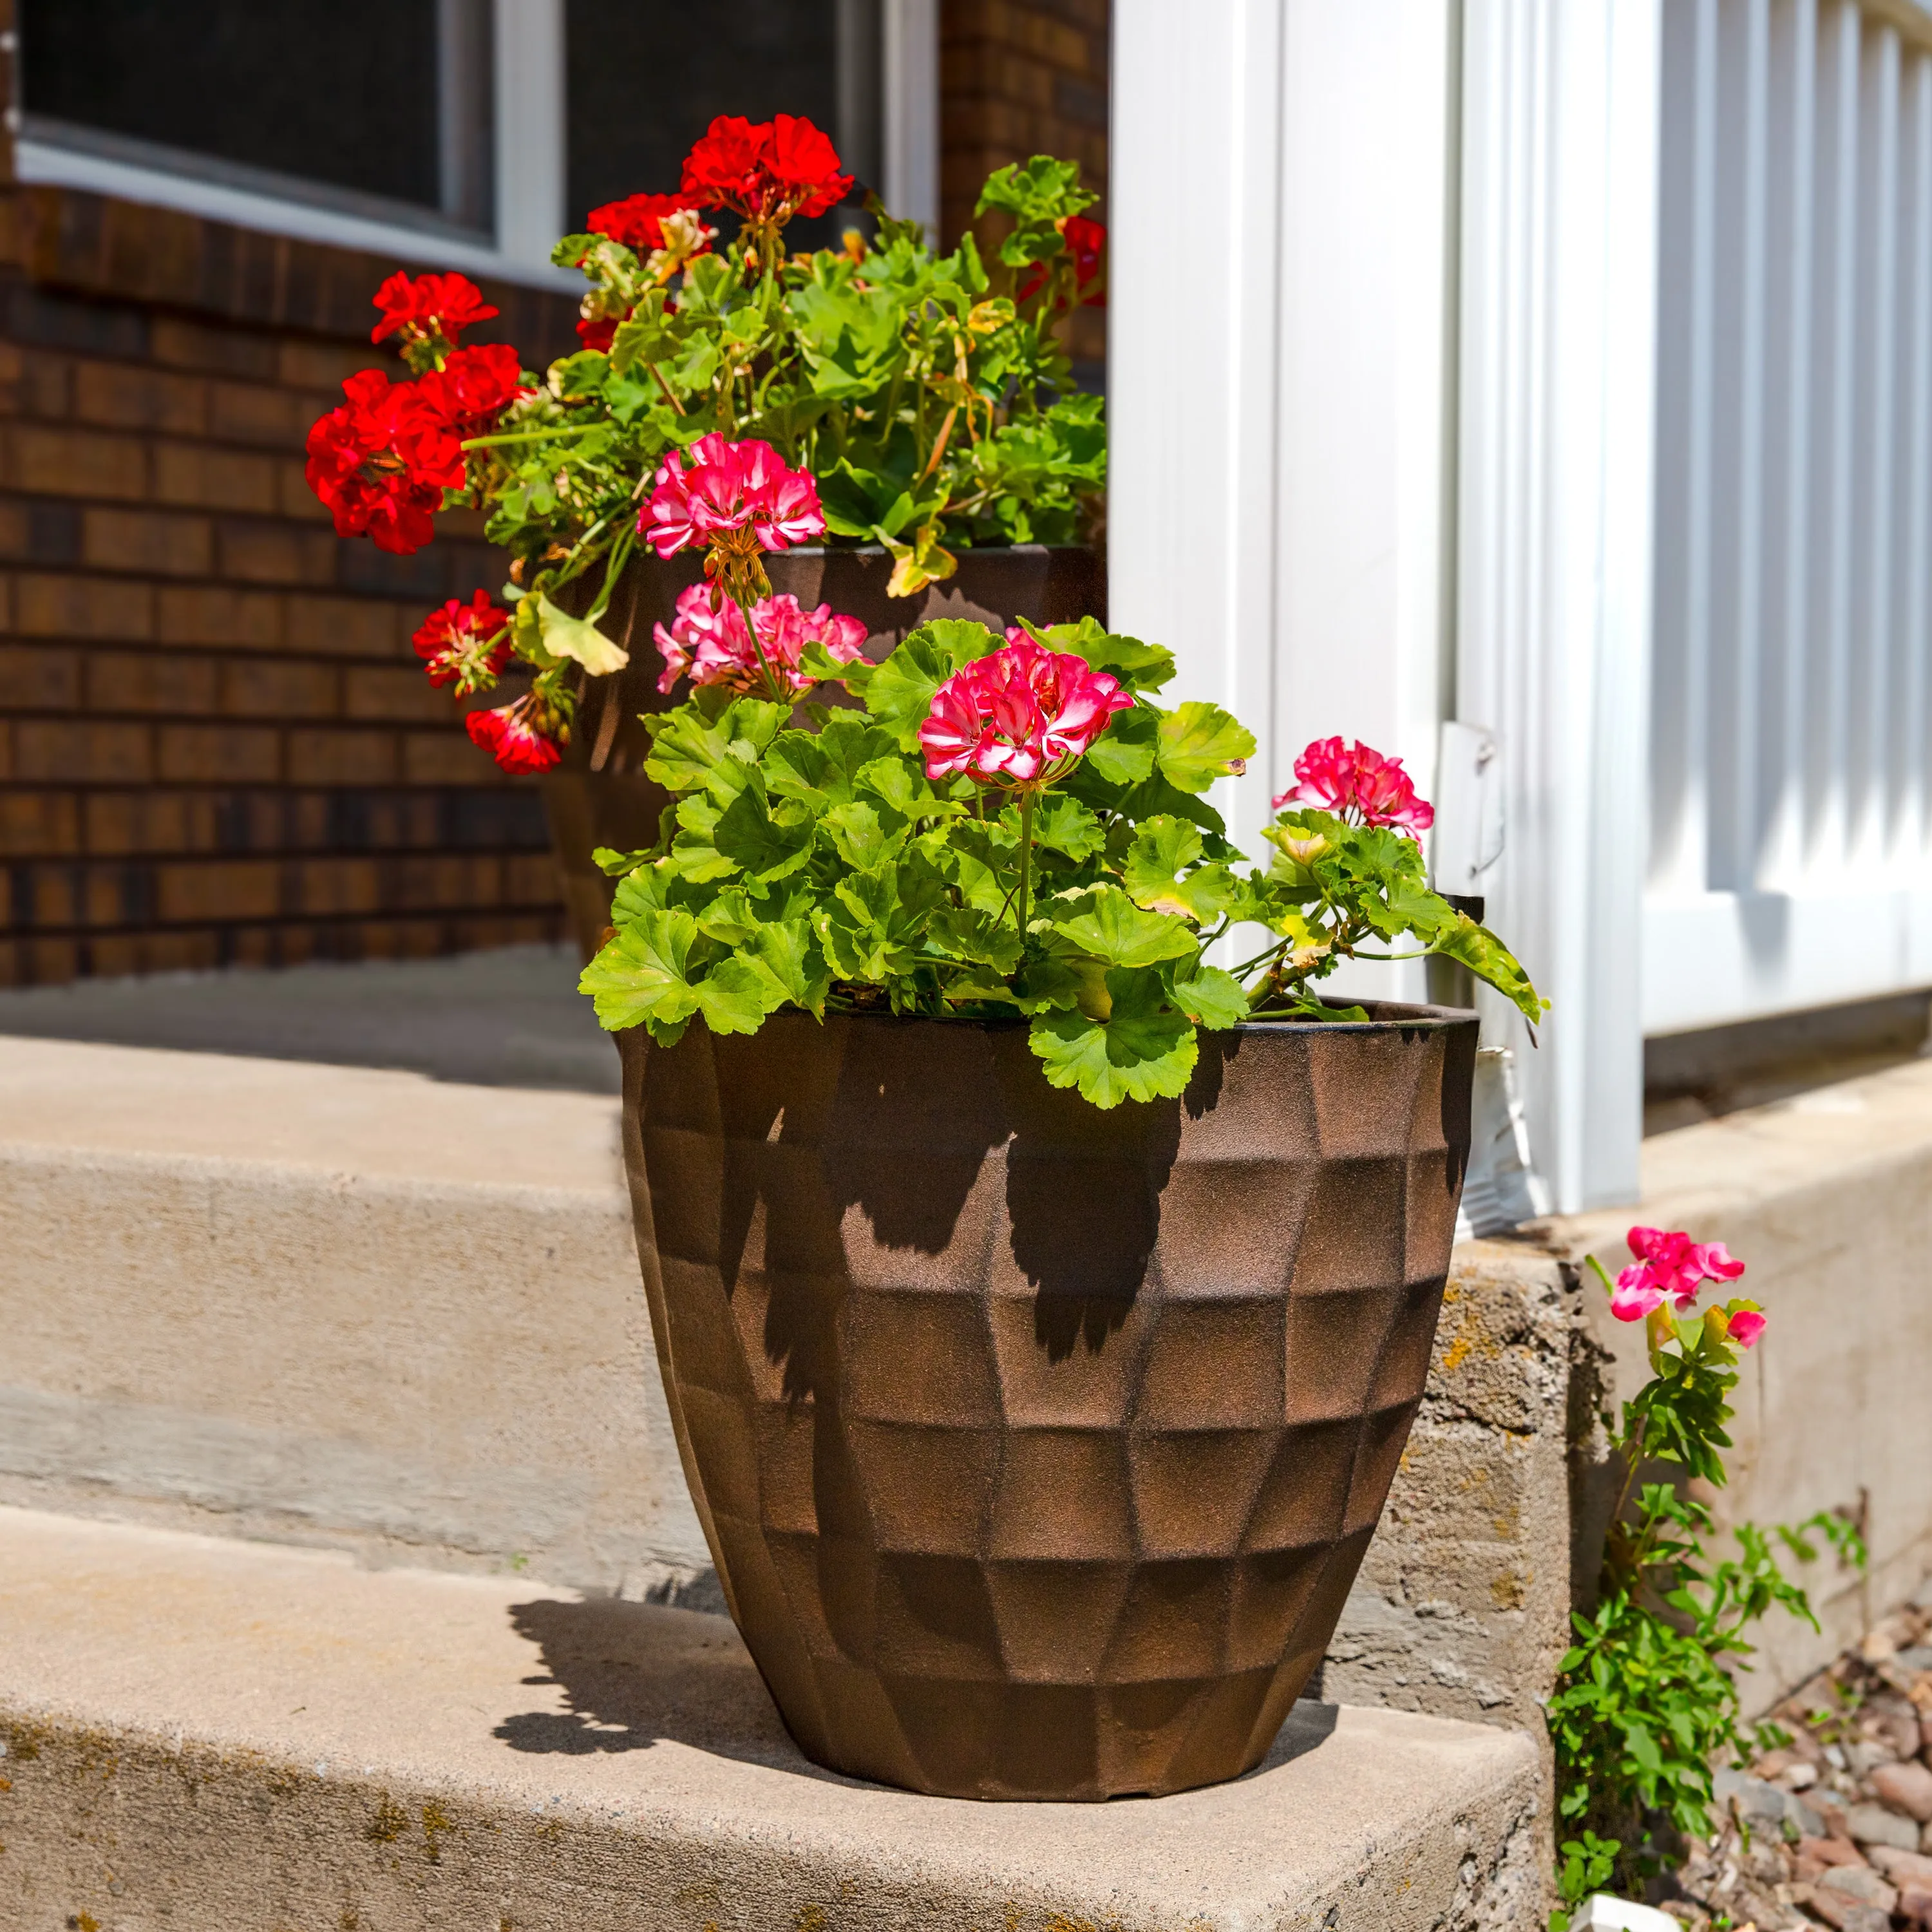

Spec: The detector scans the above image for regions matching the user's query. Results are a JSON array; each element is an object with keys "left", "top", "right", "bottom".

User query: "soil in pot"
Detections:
[
  {"left": 542, "top": 544, "right": 1104, "bottom": 961},
  {"left": 619, "top": 1002, "right": 1478, "bottom": 1801}
]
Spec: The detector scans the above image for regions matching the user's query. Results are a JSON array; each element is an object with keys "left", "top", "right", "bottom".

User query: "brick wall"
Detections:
[
  {"left": 941, "top": 0, "right": 1111, "bottom": 365},
  {"left": 0, "top": 184, "right": 580, "bottom": 987}
]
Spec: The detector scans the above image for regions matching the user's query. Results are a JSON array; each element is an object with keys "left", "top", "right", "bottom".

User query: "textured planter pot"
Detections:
[
  {"left": 542, "top": 544, "right": 1103, "bottom": 960},
  {"left": 618, "top": 1003, "right": 1479, "bottom": 1800}
]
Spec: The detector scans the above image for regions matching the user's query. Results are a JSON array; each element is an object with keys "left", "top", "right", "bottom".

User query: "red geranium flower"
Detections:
[
  {"left": 419, "top": 343, "right": 526, "bottom": 439},
  {"left": 576, "top": 316, "right": 620, "bottom": 354},
  {"left": 587, "top": 191, "right": 691, "bottom": 254},
  {"left": 413, "top": 591, "right": 512, "bottom": 694},
  {"left": 679, "top": 114, "right": 853, "bottom": 228},
  {"left": 919, "top": 638, "right": 1132, "bottom": 788},
  {"left": 304, "top": 370, "right": 466, "bottom": 556},
  {"left": 466, "top": 694, "right": 564, "bottom": 775},
  {"left": 1018, "top": 214, "right": 1109, "bottom": 308},
  {"left": 641, "top": 434, "right": 826, "bottom": 560},
  {"left": 370, "top": 271, "right": 498, "bottom": 350},
  {"left": 1274, "top": 737, "right": 1435, "bottom": 837}
]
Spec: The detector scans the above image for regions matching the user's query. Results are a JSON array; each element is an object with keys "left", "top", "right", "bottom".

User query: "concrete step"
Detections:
[{"left": 0, "top": 1504, "right": 1545, "bottom": 1931}]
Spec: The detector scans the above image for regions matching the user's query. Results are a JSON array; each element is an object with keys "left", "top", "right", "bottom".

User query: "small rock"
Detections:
[
  {"left": 1798, "top": 1838, "right": 1870, "bottom": 1870},
  {"left": 1900, "top": 1882, "right": 1932, "bottom": 1929},
  {"left": 1869, "top": 1847, "right": 1932, "bottom": 1888},
  {"left": 1872, "top": 1709, "right": 1926, "bottom": 1759},
  {"left": 1873, "top": 1759, "right": 1932, "bottom": 1824},
  {"left": 1847, "top": 1801, "right": 1922, "bottom": 1852},
  {"left": 1896, "top": 1647, "right": 1932, "bottom": 1674},
  {"left": 1785, "top": 1763, "right": 1821, "bottom": 1792},
  {"left": 1801, "top": 1887, "right": 1893, "bottom": 1932},
  {"left": 1724, "top": 1773, "right": 1796, "bottom": 1828},
  {"left": 1792, "top": 1798, "right": 1830, "bottom": 1839},
  {"left": 1819, "top": 1866, "right": 1899, "bottom": 1910},
  {"left": 1844, "top": 1740, "right": 1897, "bottom": 1776}
]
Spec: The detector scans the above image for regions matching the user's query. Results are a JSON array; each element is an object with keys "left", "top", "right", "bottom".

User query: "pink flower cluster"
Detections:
[
  {"left": 653, "top": 585, "right": 867, "bottom": 698},
  {"left": 920, "top": 637, "right": 1133, "bottom": 788},
  {"left": 639, "top": 435, "right": 825, "bottom": 560},
  {"left": 1275, "top": 737, "right": 1435, "bottom": 837},
  {"left": 1609, "top": 1225, "right": 1763, "bottom": 1345}
]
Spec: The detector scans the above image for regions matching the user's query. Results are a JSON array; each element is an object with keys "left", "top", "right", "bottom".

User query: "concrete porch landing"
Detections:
[{"left": 0, "top": 1505, "right": 1543, "bottom": 1932}]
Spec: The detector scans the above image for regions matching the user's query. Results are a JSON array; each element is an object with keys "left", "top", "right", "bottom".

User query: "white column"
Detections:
[
  {"left": 494, "top": 0, "right": 567, "bottom": 270},
  {"left": 1108, "top": 1, "right": 1459, "bottom": 1000},
  {"left": 1457, "top": 0, "right": 1662, "bottom": 1211},
  {"left": 882, "top": 0, "right": 941, "bottom": 236}
]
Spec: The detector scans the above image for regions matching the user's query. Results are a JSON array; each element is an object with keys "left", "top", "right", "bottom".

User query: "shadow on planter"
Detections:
[
  {"left": 541, "top": 544, "right": 1104, "bottom": 960},
  {"left": 618, "top": 1004, "right": 1477, "bottom": 1800}
]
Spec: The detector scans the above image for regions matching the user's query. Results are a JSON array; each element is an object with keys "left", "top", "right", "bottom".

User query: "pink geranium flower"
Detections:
[
  {"left": 1274, "top": 736, "right": 1435, "bottom": 837},
  {"left": 653, "top": 585, "right": 867, "bottom": 697},
  {"left": 919, "top": 638, "right": 1132, "bottom": 788},
  {"left": 639, "top": 435, "right": 826, "bottom": 560},
  {"left": 1608, "top": 1225, "right": 1747, "bottom": 1323},
  {"left": 1725, "top": 1308, "right": 1767, "bottom": 1349}
]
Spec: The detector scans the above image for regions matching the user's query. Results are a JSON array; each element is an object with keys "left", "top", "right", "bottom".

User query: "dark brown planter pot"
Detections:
[
  {"left": 618, "top": 1002, "right": 1478, "bottom": 1801},
  {"left": 542, "top": 544, "right": 1103, "bottom": 959}
]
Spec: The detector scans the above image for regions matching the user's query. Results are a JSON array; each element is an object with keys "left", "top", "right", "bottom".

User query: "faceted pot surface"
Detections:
[
  {"left": 618, "top": 1006, "right": 1477, "bottom": 1799},
  {"left": 543, "top": 544, "right": 1103, "bottom": 958}
]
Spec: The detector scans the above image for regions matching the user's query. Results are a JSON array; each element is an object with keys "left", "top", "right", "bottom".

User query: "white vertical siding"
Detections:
[{"left": 1645, "top": 0, "right": 1932, "bottom": 1032}]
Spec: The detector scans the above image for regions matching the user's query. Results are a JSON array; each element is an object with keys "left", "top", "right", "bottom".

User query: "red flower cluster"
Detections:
[
  {"left": 466, "top": 694, "right": 564, "bottom": 775},
  {"left": 1276, "top": 737, "right": 1435, "bottom": 837},
  {"left": 306, "top": 274, "right": 527, "bottom": 556},
  {"left": 413, "top": 591, "right": 512, "bottom": 694},
  {"left": 575, "top": 194, "right": 716, "bottom": 350},
  {"left": 371, "top": 271, "right": 498, "bottom": 354},
  {"left": 641, "top": 435, "right": 826, "bottom": 561},
  {"left": 587, "top": 191, "right": 693, "bottom": 254},
  {"left": 920, "top": 638, "right": 1132, "bottom": 788},
  {"left": 680, "top": 114, "right": 853, "bottom": 229},
  {"left": 1018, "top": 214, "right": 1108, "bottom": 308},
  {"left": 653, "top": 583, "right": 867, "bottom": 698},
  {"left": 305, "top": 370, "right": 468, "bottom": 554}
]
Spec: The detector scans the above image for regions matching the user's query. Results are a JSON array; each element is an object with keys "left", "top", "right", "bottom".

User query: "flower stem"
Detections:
[
  {"left": 1016, "top": 790, "right": 1036, "bottom": 938},
  {"left": 730, "top": 583, "right": 785, "bottom": 706}
]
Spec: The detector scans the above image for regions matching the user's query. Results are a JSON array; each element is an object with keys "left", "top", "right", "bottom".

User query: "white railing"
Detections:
[{"left": 1646, "top": 0, "right": 1932, "bottom": 1034}]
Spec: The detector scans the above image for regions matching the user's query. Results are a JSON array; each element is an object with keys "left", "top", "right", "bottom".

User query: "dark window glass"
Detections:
[
  {"left": 566, "top": 0, "right": 876, "bottom": 251},
  {"left": 19, "top": 0, "right": 486, "bottom": 222}
]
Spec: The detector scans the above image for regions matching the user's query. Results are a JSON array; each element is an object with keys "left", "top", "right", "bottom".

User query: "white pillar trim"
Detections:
[
  {"left": 494, "top": 0, "right": 567, "bottom": 271},
  {"left": 882, "top": 0, "right": 940, "bottom": 236}
]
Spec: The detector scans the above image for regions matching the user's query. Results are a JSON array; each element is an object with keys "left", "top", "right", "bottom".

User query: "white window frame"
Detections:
[{"left": 11, "top": 0, "right": 939, "bottom": 292}]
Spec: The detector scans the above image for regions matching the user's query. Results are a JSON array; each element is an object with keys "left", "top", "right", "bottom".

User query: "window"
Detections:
[
  {"left": 564, "top": 0, "right": 879, "bottom": 247},
  {"left": 19, "top": 0, "right": 495, "bottom": 234}
]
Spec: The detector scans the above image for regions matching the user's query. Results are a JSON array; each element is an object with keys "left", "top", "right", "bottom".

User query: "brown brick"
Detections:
[
  {"left": 286, "top": 594, "right": 404, "bottom": 658},
  {"left": 22, "top": 352, "right": 72, "bottom": 418},
  {"left": 88, "top": 649, "right": 220, "bottom": 715},
  {"left": 216, "top": 520, "right": 336, "bottom": 586},
  {"left": 0, "top": 719, "right": 12, "bottom": 781},
  {"left": 1, "top": 422, "right": 147, "bottom": 500},
  {"left": 343, "top": 663, "right": 451, "bottom": 723},
  {"left": 0, "top": 501, "right": 30, "bottom": 558},
  {"left": 151, "top": 442, "right": 279, "bottom": 511},
  {"left": 82, "top": 506, "right": 214, "bottom": 577},
  {"left": 221, "top": 659, "right": 337, "bottom": 718},
  {"left": 0, "top": 790, "right": 81, "bottom": 857},
  {"left": 14, "top": 718, "right": 153, "bottom": 782},
  {"left": 0, "top": 641, "right": 82, "bottom": 708},
  {"left": 15, "top": 863, "right": 78, "bottom": 928},
  {"left": 15, "top": 572, "right": 153, "bottom": 639},
  {"left": 296, "top": 856, "right": 382, "bottom": 916},
  {"left": 506, "top": 851, "right": 564, "bottom": 904},
  {"left": 151, "top": 316, "right": 278, "bottom": 381},
  {"left": 287, "top": 727, "right": 396, "bottom": 784},
  {"left": 156, "top": 724, "right": 279, "bottom": 782},
  {"left": 402, "top": 726, "right": 497, "bottom": 784},
  {"left": 23, "top": 936, "right": 80, "bottom": 983},
  {"left": 156, "top": 858, "right": 281, "bottom": 923},
  {"left": 156, "top": 585, "right": 282, "bottom": 647},
  {"left": 73, "top": 361, "right": 207, "bottom": 436},
  {"left": 85, "top": 790, "right": 179, "bottom": 857},
  {"left": 205, "top": 378, "right": 305, "bottom": 448},
  {"left": 278, "top": 339, "right": 381, "bottom": 392}
]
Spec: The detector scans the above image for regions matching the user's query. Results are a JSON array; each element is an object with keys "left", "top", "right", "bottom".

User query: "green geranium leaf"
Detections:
[
  {"left": 926, "top": 905, "right": 1024, "bottom": 972},
  {"left": 1022, "top": 616, "right": 1177, "bottom": 695},
  {"left": 864, "top": 620, "right": 1001, "bottom": 748},
  {"left": 1025, "top": 791, "right": 1105, "bottom": 861},
  {"left": 1168, "top": 962, "right": 1247, "bottom": 1030},
  {"left": 693, "top": 887, "right": 761, "bottom": 946},
  {"left": 1427, "top": 910, "right": 1548, "bottom": 1029},
  {"left": 1119, "top": 815, "right": 1236, "bottom": 923},
  {"left": 709, "top": 784, "right": 818, "bottom": 886},
  {"left": 694, "top": 956, "right": 785, "bottom": 1036},
  {"left": 764, "top": 715, "right": 899, "bottom": 810},
  {"left": 1156, "top": 702, "right": 1258, "bottom": 794},
  {"left": 857, "top": 754, "right": 961, "bottom": 819},
  {"left": 1079, "top": 705, "right": 1159, "bottom": 786},
  {"left": 1028, "top": 967, "right": 1198, "bottom": 1108},
  {"left": 737, "top": 917, "right": 830, "bottom": 1018},
  {"left": 824, "top": 799, "right": 907, "bottom": 870},
  {"left": 645, "top": 693, "right": 781, "bottom": 793},
  {"left": 1050, "top": 885, "right": 1198, "bottom": 967},
  {"left": 578, "top": 909, "right": 705, "bottom": 1041},
  {"left": 611, "top": 862, "right": 674, "bottom": 924},
  {"left": 533, "top": 593, "right": 629, "bottom": 677}
]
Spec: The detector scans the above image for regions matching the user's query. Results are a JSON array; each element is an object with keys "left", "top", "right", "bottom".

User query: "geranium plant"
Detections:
[
  {"left": 576, "top": 439, "right": 1544, "bottom": 1108},
  {"left": 1549, "top": 1230, "right": 1864, "bottom": 1924},
  {"left": 305, "top": 113, "right": 1108, "bottom": 775}
]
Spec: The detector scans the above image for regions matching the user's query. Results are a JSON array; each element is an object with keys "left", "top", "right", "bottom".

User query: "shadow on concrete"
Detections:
[{"left": 0, "top": 944, "right": 619, "bottom": 1092}]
